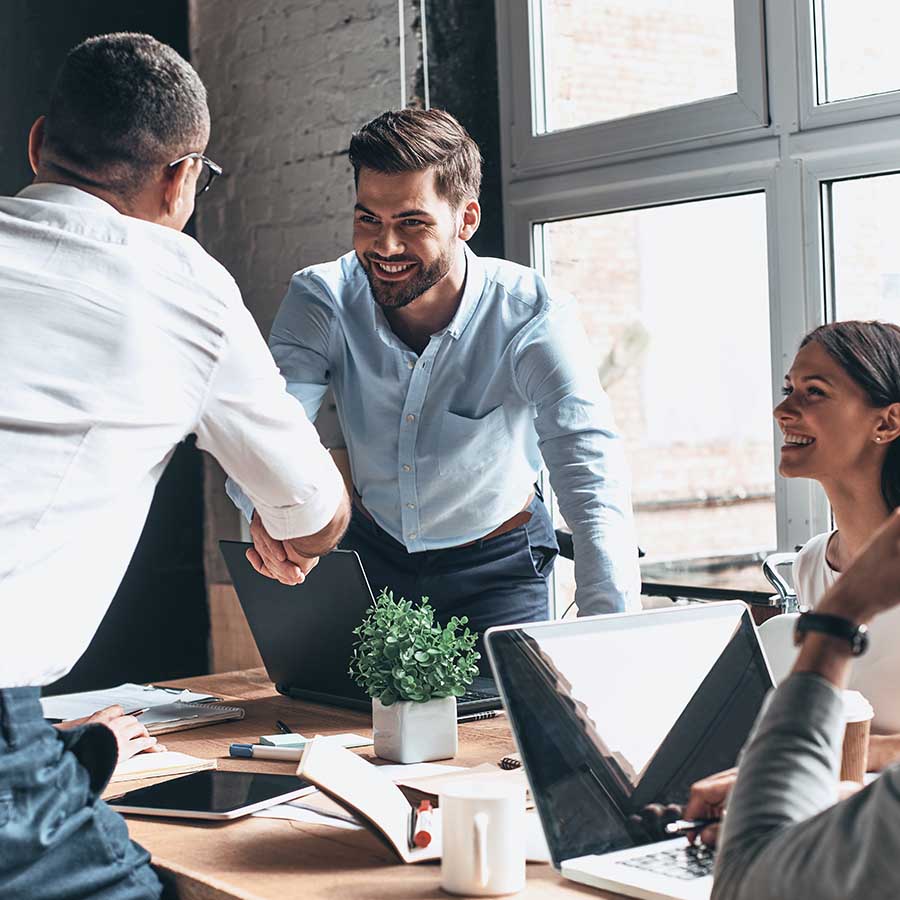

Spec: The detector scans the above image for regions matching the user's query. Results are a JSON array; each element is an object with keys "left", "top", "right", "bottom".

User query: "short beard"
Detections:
[{"left": 363, "top": 248, "right": 454, "bottom": 310}]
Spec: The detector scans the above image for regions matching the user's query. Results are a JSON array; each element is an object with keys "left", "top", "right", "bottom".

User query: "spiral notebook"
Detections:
[{"left": 139, "top": 702, "right": 245, "bottom": 736}]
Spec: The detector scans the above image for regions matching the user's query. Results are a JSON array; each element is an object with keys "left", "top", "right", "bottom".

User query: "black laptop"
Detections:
[{"left": 219, "top": 540, "right": 502, "bottom": 714}]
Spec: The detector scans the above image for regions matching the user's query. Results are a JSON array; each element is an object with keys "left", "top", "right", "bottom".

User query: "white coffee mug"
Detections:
[{"left": 440, "top": 782, "right": 526, "bottom": 896}]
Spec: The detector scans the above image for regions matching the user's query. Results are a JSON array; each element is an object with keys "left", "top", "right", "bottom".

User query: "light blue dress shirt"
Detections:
[{"left": 228, "top": 246, "right": 641, "bottom": 615}]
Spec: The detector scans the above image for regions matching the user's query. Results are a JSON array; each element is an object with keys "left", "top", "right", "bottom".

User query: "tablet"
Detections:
[{"left": 108, "top": 770, "right": 314, "bottom": 820}]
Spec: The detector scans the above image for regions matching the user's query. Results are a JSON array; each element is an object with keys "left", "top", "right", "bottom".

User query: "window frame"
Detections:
[
  {"left": 797, "top": 0, "right": 900, "bottom": 130},
  {"left": 498, "top": 0, "right": 768, "bottom": 179},
  {"left": 496, "top": 0, "right": 900, "bottom": 609}
]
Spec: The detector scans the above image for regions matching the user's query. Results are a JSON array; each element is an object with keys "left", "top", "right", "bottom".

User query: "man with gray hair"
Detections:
[{"left": 0, "top": 33, "right": 349, "bottom": 897}]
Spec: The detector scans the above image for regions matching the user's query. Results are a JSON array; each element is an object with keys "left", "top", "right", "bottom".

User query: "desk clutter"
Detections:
[
  {"left": 41, "top": 682, "right": 244, "bottom": 734},
  {"left": 40, "top": 682, "right": 221, "bottom": 719},
  {"left": 110, "top": 750, "right": 216, "bottom": 784}
]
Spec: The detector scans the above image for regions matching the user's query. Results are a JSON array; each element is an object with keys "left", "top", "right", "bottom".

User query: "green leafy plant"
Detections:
[{"left": 349, "top": 588, "right": 480, "bottom": 707}]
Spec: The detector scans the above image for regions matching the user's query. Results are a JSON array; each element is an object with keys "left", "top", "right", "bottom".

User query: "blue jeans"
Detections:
[
  {"left": 340, "top": 493, "right": 558, "bottom": 664},
  {"left": 0, "top": 688, "right": 161, "bottom": 899}
]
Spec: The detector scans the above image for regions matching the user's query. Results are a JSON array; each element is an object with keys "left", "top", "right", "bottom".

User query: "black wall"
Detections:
[
  {"left": 421, "top": 0, "right": 505, "bottom": 260},
  {"left": 1, "top": 0, "right": 208, "bottom": 692}
]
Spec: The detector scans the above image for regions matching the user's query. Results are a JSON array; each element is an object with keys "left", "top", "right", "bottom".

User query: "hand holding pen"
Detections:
[{"left": 682, "top": 767, "right": 737, "bottom": 847}]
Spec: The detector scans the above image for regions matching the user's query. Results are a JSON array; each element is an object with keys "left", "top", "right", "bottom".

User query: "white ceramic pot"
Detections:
[{"left": 372, "top": 695, "right": 458, "bottom": 763}]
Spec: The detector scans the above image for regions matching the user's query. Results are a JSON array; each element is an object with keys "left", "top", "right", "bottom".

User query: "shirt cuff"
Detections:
[{"left": 252, "top": 464, "right": 344, "bottom": 541}]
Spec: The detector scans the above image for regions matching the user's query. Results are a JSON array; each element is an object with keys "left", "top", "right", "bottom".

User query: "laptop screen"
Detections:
[{"left": 485, "top": 602, "right": 772, "bottom": 868}]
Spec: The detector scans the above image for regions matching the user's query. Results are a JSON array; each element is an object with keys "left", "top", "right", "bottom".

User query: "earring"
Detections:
[{"left": 876, "top": 437, "right": 883, "bottom": 443}]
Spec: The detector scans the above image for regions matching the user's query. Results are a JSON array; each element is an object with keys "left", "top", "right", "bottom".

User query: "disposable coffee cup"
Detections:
[{"left": 840, "top": 690, "right": 874, "bottom": 783}]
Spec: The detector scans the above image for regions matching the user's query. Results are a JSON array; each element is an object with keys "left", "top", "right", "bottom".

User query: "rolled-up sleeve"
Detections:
[
  {"left": 713, "top": 672, "right": 900, "bottom": 900},
  {"left": 195, "top": 299, "right": 344, "bottom": 540},
  {"left": 513, "top": 298, "right": 641, "bottom": 615}
]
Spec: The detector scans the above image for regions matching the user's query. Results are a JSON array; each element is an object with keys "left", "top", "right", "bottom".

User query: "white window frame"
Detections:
[
  {"left": 496, "top": 0, "right": 900, "bottom": 605},
  {"left": 797, "top": 0, "right": 900, "bottom": 130},
  {"left": 500, "top": 0, "right": 768, "bottom": 179}
]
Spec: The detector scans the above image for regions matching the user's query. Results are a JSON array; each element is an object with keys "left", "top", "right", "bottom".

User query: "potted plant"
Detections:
[{"left": 349, "top": 589, "right": 480, "bottom": 764}]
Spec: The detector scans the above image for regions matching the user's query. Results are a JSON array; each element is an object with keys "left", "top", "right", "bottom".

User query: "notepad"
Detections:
[
  {"left": 110, "top": 751, "right": 217, "bottom": 784},
  {"left": 139, "top": 702, "right": 245, "bottom": 735},
  {"left": 41, "top": 683, "right": 220, "bottom": 721},
  {"left": 298, "top": 738, "right": 440, "bottom": 863}
]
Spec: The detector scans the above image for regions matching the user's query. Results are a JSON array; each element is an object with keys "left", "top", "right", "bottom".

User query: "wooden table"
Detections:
[{"left": 116, "top": 668, "right": 621, "bottom": 900}]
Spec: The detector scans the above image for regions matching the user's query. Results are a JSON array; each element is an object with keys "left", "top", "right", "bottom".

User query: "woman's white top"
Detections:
[{"left": 794, "top": 529, "right": 900, "bottom": 733}]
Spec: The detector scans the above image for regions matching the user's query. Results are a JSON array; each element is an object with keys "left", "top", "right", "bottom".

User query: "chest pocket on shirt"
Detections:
[{"left": 438, "top": 406, "right": 507, "bottom": 476}]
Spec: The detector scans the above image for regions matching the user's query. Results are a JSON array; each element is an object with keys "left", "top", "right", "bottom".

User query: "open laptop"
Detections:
[
  {"left": 485, "top": 602, "right": 774, "bottom": 900},
  {"left": 219, "top": 540, "right": 502, "bottom": 714}
]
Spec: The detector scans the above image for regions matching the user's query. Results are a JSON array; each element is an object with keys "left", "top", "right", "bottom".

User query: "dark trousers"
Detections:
[
  {"left": 340, "top": 493, "right": 559, "bottom": 664},
  {"left": 0, "top": 688, "right": 161, "bottom": 900}
]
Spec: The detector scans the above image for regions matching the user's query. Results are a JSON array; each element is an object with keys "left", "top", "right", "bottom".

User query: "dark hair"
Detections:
[
  {"left": 348, "top": 108, "right": 482, "bottom": 207},
  {"left": 801, "top": 320, "right": 900, "bottom": 509},
  {"left": 42, "top": 33, "right": 209, "bottom": 198}
]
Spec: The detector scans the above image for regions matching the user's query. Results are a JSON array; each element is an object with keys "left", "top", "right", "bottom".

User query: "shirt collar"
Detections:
[
  {"left": 446, "top": 245, "right": 485, "bottom": 340},
  {"left": 16, "top": 183, "right": 120, "bottom": 215}
]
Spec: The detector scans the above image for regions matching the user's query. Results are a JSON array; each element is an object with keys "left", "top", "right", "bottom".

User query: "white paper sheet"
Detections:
[
  {"left": 41, "top": 683, "right": 219, "bottom": 721},
  {"left": 253, "top": 802, "right": 365, "bottom": 830}
]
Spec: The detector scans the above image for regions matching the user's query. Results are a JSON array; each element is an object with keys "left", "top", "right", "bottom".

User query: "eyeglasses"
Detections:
[{"left": 168, "top": 152, "right": 223, "bottom": 196}]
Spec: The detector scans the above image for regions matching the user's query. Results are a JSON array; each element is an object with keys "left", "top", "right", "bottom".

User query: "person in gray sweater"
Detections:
[{"left": 685, "top": 509, "right": 900, "bottom": 900}]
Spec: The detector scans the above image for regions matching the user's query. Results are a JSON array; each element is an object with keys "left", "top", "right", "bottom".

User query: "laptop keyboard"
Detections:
[
  {"left": 618, "top": 845, "right": 715, "bottom": 881},
  {"left": 460, "top": 686, "right": 497, "bottom": 702}
]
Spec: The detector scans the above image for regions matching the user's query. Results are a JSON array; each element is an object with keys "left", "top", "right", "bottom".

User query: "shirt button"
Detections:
[
  {"left": 408, "top": 359, "right": 415, "bottom": 369},
  {"left": 406, "top": 414, "right": 416, "bottom": 423},
  {"left": 402, "top": 464, "right": 412, "bottom": 472},
  {"left": 407, "top": 503, "right": 415, "bottom": 509},
  {"left": 408, "top": 531, "right": 417, "bottom": 539}
]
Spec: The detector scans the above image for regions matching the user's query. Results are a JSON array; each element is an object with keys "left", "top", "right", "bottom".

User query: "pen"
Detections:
[
  {"left": 125, "top": 707, "right": 150, "bottom": 717},
  {"left": 275, "top": 719, "right": 293, "bottom": 735},
  {"left": 664, "top": 817, "right": 721, "bottom": 836},
  {"left": 411, "top": 799, "right": 434, "bottom": 848},
  {"left": 230, "top": 743, "right": 303, "bottom": 761},
  {"left": 457, "top": 710, "right": 501, "bottom": 723}
]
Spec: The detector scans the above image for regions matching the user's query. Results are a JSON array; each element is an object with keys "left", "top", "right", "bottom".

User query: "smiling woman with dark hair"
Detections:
[{"left": 776, "top": 320, "right": 900, "bottom": 747}]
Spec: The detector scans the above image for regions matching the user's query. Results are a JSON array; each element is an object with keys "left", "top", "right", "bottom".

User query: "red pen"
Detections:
[{"left": 412, "top": 799, "right": 434, "bottom": 848}]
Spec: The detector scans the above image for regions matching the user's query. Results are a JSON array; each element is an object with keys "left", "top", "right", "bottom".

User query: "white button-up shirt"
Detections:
[{"left": 0, "top": 184, "right": 344, "bottom": 687}]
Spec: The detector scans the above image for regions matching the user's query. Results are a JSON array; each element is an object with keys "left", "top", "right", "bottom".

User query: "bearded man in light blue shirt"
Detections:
[{"left": 229, "top": 108, "right": 640, "bottom": 641}]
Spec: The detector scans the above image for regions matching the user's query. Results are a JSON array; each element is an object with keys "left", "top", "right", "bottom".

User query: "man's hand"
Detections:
[
  {"left": 247, "top": 493, "right": 351, "bottom": 586},
  {"left": 55, "top": 705, "right": 165, "bottom": 764},
  {"left": 683, "top": 767, "right": 737, "bottom": 847},
  {"left": 247, "top": 510, "right": 317, "bottom": 585}
]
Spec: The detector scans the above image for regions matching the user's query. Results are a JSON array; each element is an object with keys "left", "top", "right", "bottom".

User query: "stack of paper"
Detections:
[
  {"left": 110, "top": 751, "right": 217, "bottom": 784},
  {"left": 41, "top": 683, "right": 219, "bottom": 720}
]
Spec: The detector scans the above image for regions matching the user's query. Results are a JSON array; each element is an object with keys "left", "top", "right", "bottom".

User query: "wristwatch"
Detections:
[{"left": 793, "top": 612, "right": 869, "bottom": 656}]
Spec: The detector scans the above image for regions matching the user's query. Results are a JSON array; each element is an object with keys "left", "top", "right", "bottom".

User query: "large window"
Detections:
[
  {"left": 825, "top": 172, "right": 900, "bottom": 321},
  {"left": 813, "top": 2, "right": 900, "bottom": 105},
  {"left": 497, "top": 0, "right": 900, "bottom": 610},
  {"left": 535, "top": 0, "right": 737, "bottom": 133}
]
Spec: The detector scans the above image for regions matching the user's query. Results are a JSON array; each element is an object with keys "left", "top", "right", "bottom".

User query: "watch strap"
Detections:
[{"left": 794, "top": 612, "right": 869, "bottom": 656}]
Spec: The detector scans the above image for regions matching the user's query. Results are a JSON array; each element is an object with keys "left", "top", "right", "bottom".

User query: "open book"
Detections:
[
  {"left": 110, "top": 751, "right": 217, "bottom": 784},
  {"left": 297, "top": 738, "right": 441, "bottom": 863}
]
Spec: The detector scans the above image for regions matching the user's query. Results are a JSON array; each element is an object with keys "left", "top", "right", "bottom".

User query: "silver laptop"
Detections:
[{"left": 485, "top": 602, "right": 773, "bottom": 900}]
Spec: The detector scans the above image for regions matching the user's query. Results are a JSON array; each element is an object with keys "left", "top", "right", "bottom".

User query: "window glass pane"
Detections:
[
  {"left": 815, "top": 2, "right": 900, "bottom": 104},
  {"left": 536, "top": 0, "right": 737, "bottom": 134},
  {"left": 828, "top": 173, "right": 900, "bottom": 322},
  {"left": 538, "top": 194, "right": 775, "bottom": 612}
]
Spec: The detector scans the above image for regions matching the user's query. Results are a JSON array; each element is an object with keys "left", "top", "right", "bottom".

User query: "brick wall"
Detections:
[
  {"left": 189, "top": 0, "right": 421, "bottom": 338},
  {"left": 189, "top": 0, "right": 423, "bottom": 584}
]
